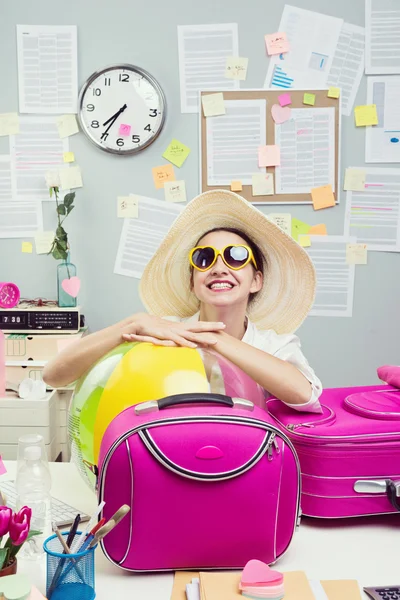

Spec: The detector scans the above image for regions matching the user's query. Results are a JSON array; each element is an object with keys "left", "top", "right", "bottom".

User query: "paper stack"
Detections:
[{"left": 239, "top": 560, "right": 284, "bottom": 599}]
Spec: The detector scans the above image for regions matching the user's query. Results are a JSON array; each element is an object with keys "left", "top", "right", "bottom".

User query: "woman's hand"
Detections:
[{"left": 121, "top": 313, "right": 225, "bottom": 348}]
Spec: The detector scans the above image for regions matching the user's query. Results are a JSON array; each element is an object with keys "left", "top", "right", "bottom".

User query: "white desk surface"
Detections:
[{"left": 1, "top": 461, "right": 400, "bottom": 599}]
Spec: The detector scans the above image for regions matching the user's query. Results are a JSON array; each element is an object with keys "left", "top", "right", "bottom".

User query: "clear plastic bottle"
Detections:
[{"left": 15, "top": 445, "right": 52, "bottom": 559}]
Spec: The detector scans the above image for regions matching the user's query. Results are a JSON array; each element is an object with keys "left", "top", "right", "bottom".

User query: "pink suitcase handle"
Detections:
[
  {"left": 158, "top": 393, "right": 234, "bottom": 409},
  {"left": 354, "top": 479, "right": 400, "bottom": 512}
]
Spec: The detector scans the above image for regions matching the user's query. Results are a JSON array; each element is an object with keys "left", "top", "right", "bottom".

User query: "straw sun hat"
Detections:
[{"left": 139, "top": 190, "right": 316, "bottom": 334}]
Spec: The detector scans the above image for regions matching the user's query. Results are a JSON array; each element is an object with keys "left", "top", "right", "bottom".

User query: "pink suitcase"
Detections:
[
  {"left": 267, "top": 385, "right": 400, "bottom": 519},
  {"left": 97, "top": 393, "right": 301, "bottom": 572}
]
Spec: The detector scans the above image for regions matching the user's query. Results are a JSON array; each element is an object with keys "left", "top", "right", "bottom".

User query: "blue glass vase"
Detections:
[{"left": 57, "top": 256, "right": 77, "bottom": 308}]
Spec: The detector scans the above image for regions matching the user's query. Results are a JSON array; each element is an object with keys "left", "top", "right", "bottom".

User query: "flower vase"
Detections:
[
  {"left": 57, "top": 256, "right": 77, "bottom": 308},
  {"left": 0, "top": 558, "right": 17, "bottom": 577}
]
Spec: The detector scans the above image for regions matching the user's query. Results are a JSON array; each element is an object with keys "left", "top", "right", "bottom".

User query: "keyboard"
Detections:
[
  {"left": 364, "top": 587, "right": 400, "bottom": 600},
  {"left": 0, "top": 480, "right": 90, "bottom": 528}
]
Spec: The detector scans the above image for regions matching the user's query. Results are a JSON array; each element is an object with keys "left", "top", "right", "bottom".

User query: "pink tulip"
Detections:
[
  {"left": 9, "top": 506, "right": 32, "bottom": 546},
  {"left": 0, "top": 506, "right": 12, "bottom": 537}
]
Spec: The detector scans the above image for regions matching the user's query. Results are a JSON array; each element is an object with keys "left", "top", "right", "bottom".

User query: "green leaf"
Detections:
[
  {"left": 27, "top": 529, "right": 42, "bottom": 539},
  {"left": 64, "top": 192, "right": 75, "bottom": 207},
  {"left": 0, "top": 547, "right": 7, "bottom": 570},
  {"left": 57, "top": 238, "right": 68, "bottom": 251},
  {"left": 66, "top": 205, "right": 75, "bottom": 216},
  {"left": 52, "top": 246, "right": 67, "bottom": 260},
  {"left": 49, "top": 187, "right": 53, "bottom": 198},
  {"left": 57, "top": 204, "right": 66, "bottom": 215},
  {"left": 56, "top": 225, "right": 67, "bottom": 239}
]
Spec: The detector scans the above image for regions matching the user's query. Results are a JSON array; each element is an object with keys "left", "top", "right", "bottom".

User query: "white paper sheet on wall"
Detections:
[
  {"left": 326, "top": 23, "right": 365, "bottom": 117},
  {"left": 344, "top": 167, "right": 400, "bottom": 251},
  {"left": 304, "top": 235, "right": 356, "bottom": 318},
  {"left": 274, "top": 107, "right": 335, "bottom": 194},
  {"left": 114, "top": 196, "right": 183, "bottom": 279},
  {"left": 365, "top": 0, "right": 400, "bottom": 74},
  {"left": 177, "top": 23, "right": 239, "bottom": 113},
  {"left": 206, "top": 99, "right": 267, "bottom": 186},
  {"left": 16, "top": 24, "right": 78, "bottom": 114},
  {"left": 9, "top": 116, "right": 69, "bottom": 202},
  {"left": 365, "top": 76, "right": 400, "bottom": 163},
  {"left": 263, "top": 5, "right": 343, "bottom": 90}
]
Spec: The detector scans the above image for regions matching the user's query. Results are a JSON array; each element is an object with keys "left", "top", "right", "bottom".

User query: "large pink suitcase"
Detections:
[
  {"left": 97, "top": 393, "right": 300, "bottom": 572},
  {"left": 267, "top": 385, "right": 400, "bottom": 519}
]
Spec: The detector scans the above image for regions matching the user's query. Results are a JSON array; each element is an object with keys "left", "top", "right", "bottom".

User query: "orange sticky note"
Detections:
[
  {"left": 231, "top": 180, "right": 243, "bottom": 192},
  {"left": 265, "top": 32, "right": 289, "bottom": 55},
  {"left": 258, "top": 145, "right": 280, "bottom": 167},
  {"left": 152, "top": 164, "right": 176, "bottom": 189},
  {"left": 311, "top": 184, "right": 336, "bottom": 210},
  {"left": 308, "top": 223, "right": 327, "bottom": 235}
]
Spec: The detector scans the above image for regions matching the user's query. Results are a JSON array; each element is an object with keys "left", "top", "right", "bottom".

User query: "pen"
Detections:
[
  {"left": 48, "top": 523, "right": 85, "bottom": 598},
  {"left": 66, "top": 513, "right": 81, "bottom": 548},
  {"left": 71, "top": 500, "right": 105, "bottom": 553}
]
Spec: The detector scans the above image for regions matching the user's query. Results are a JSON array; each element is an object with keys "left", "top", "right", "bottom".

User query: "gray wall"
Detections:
[{"left": 1, "top": 0, "right": 399, "bottom": 389}]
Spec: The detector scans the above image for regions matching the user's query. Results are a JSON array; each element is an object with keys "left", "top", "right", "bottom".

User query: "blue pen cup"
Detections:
[{"left": 44, "top": 532, "right": 96, "bottom": 600}]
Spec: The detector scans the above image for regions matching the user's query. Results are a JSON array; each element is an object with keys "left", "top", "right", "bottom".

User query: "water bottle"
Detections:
[{"left": 15, "top": 445, "right": 52, "bottom": 558}]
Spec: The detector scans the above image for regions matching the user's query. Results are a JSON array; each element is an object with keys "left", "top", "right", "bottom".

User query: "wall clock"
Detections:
[
  {"left": 0, "top": 282, "right": 20, "bottom": 308},
  {"left": 78, "top": 64, "right": 166, "bottom": 155}
]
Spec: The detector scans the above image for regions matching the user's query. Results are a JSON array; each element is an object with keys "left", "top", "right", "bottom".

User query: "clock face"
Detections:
[
  {"left": 0, "top": 283, "right": 20, "bottom": 308},
  {"left": 78, "top": 64, "right": 166, "bottom": 155}
]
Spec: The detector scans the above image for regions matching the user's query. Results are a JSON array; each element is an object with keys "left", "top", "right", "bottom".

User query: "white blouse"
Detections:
[{"left": 167, "top": 312, "right": 323, "bottom": 413}]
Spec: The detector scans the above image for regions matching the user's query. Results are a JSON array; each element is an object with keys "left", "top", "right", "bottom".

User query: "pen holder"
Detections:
[{"left": 44, "top": 532, "right": 96, "bottom": 600}]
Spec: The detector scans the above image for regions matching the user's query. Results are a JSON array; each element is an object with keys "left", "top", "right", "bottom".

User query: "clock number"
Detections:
[
  {"left": 100, "top": 132, "right": 109, "bottom": 141},
  {"left": 104, "top": 77, "right": 111, "bottom": 86},
  {"left": 144, "top": 124, "right": 151, "bottom": 132},
  {"left": 132, "top": 135, "right": 140, "bottom": 143},
  {"left": 119, "top": 73, "right": 130, "bottom": 82},
  {"left": 91, "top": 120, "right": 100, "bottom": 128},
  {"left": 149, "top": 109, "right": 158, "bottom": 117},
  {"left": 87, "top": 104, "right": 95, "bottom": 112},
  {"left": 93, "top": 88, "right": 101, "bottom": 96},
  {"left": 116, "top": 138, "right": 124, "bottom": 147}
]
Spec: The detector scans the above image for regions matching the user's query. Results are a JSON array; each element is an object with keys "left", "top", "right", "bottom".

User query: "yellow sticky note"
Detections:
[
  {"left": 299, "top": 235, "right": 311, "bottom": 248},
  {"left": 0, "top": 112, "right": 19, "bottom": 136},
  {"left": 230, "top": 180, "right": 243, "bottom": 192},
  {"left": 252, "top": 173, "right": 274, "bottom": 196},
  {"left": 63, "top": 151, "right": 75, "bottom": 163},
  {"left": 311, "top": 184, "right": 336, "bottom": 210},
  {"left": 35, "top": 231, "right": 55, "bottom": 254},
  {"left": 118, "top": 196, "right": 139, "bottom": 218},
  {"left": 328, "top": 87, "right": 340, "bottom": 99},
  {"left": 265, "top": 32, "right": 290, "bottom": 55},
  {"left": 308, "top": 223, "right": 327, "bottom": 235},
  {"left": 303, "top": 93, "right": 316, "bottom": 106},
  {"left": 56, "top": 114, "right": 79, "bottom": 138},
  {"left": 152, "top": 164, "right": 176, "bottom": 189},
  {"left": 21, "top": 241, "right": 33, "bottom": 253},
  {"left": 59, "top": 166, "right": 83, "bottom": 190},
  {"left": 291, "top": 217, "right": 310, "bottom": 243},
  {"left": 346, "top": 243, "right": 368, "bottom": 265},
  {"left": 225, "top": 57, "right": 248, "bottom": 80},
  {"left": 164, "top": 180, "right": 187, "bottom": 203},
  {"left": 344, "top": 168, "right": 366, "bottom": 191},
  {"left": 268, "top": 213, "right": 292, "bottom": 236},
  {"left": 354, "top": 104, "right": 378, "bottom": 126},
  {"left": 162, "top": 139, "right": 191, "bottom": 168},
  {"left": 258, "top": 145, "right": 280, "bottom": 167},
  {"left": 201, "top": 93, "right": 226, "bottom": 117}
]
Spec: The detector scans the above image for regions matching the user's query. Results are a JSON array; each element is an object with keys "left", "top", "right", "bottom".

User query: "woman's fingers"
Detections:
[{"left": 122, "top": 333, "right": 177, "bottom": 346}]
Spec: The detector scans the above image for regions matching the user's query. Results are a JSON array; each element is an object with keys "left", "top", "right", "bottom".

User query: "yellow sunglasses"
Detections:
[{"left": 189, "top": 245, "right": 258, "bottom": 272}]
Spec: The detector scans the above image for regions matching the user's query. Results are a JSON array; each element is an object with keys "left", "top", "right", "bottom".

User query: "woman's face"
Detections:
[{"left": 191, "top": 230, "right": 263, "bottom": 310}]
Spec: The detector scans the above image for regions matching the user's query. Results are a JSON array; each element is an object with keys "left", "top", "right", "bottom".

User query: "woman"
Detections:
[{"left": 43, "top": 190, "right": 322, "bottom": 411}]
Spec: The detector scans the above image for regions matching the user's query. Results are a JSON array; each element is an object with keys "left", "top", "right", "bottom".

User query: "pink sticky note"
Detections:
[
  {"left": 119, "top": 123, "right": 131, "bottom": 136},
  {"left": 0, "top": 455, "right": 6, "bottom": 476},
  {"left": 258, "top": 145, "right": 281, "bottom": 167},
  {"left": 278, "top": 93, "right": 291, "bottom": 107},
  {"left": 265, "top": 32, "right": 289, "bottom": 55}
]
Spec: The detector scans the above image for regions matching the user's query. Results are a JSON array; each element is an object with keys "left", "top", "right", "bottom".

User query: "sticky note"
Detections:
[
  {"left": 344, "top": 168, "right": 366, "bottom": 191},
  {"left": 311, "top": 184, "right": 336, "bottom": 210},
  {"left": 22, "top": 241, "right": 33, "bottom": 253},
  {"left": 230, "top": 180, "right": 243, "bottom": 192},
  {"left": 201, "top": 93, "right": 226, "bottom": 117},
  {"left": 283, "top": 571, "right": 317, "bottom": 600},
  {"left": 225, "top": 57, "right": 248, "bottom": 81},
  {"left": 0, "top": 112, "right": 19, "bottom": 136},
  {"left": 278, "top": 93, "right": 291, "bottom": 107},
  {"left": 258, "top": 145, "right": 280, "bottom": 167},
  {"left": 271, "top": 104, "right": 291, "bottom": 124},
  {"left": 252, "top": 173, "right": 274, "bottom": 196},
  {"left": 291, "top": 218, "right": 310, "bottom": 243},
  {"left": 268, "top": 213, "right": 292, "bottom": 236},
  {"left": 63, "top": 151, "right": 75, "bottom": 163},
  {"left": 354, "top": 104, "right": 378, "bottom": 126},
  {"left": 321, "top": 579, "right": 363, "bottom": 600},
  {"left": 303, "top": 93, "right": 316, "bottom": 106},
  {"left": 35, "top": 231, "right": 55, "bottom": 254},
  {"left": 265, "top": 32, "right": 289, "bottom": 55},
  {"left": 119, "top": 123, "right": 131, "bottom": 136},
  {"left": 299, "top": 235, "right": 311, "bottom": 248},
  {"left": 308, "top": 223, "right": 327, "bottom": 235},
  {"left": 328, "top": 87, "right": 340, "bottom": 99},
  {"left": 152, "top": 164, "right": 176, "bottom": 189},
  {"left": 346, "top": 243, "right": 367, "bottom": 265},
  {"left": 0, "top": 456, "right": 6, "bottom": 476},
  {"left": 162, "top": 139, "right": 191, "bottom": 168},
  {"left": 118, "top": 195, "right": 138, "bottom": 218},
  {"left": 59, "top": 166, "right": 83, "bottom": 190},
  {"left": 164, "top": 180, "right": 187, "bottom": 203},
  {"left": 56, "top": 114, "right": 79, "bottom": 138}
]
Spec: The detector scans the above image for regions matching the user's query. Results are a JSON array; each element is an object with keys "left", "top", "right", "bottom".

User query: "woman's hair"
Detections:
[{"left": 190, "top": 227, "right": 266, "bottom": 305}]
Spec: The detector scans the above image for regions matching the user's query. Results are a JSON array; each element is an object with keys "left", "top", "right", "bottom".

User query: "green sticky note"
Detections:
[
  {"left": 162, "top": 139, "right": 191, "bottom": 168},
  {"left": 291, "top": 217, "right": 310, "bottom": 243},
  {"left": 303, "top": 93, "right": 316, "bottom": 106}
]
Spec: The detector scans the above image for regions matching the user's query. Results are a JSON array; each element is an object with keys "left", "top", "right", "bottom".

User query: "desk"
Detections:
[{"left": 1, "top": 461, "right": 400, "bottom": 599}]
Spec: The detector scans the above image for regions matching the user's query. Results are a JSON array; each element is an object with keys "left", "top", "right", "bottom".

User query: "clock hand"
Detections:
[{"left": 102, "top": 104, "right": 127, "bottom": 127}]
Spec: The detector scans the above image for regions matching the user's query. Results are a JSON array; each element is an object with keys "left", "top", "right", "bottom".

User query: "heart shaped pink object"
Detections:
[
  {"left": 61, "top": 276, "right": 81, "bottom": 298},
  {"left": 241, "top": 559, "right": 283, "bottom": 587},
  {"left": 271, "top": 104, "right": 291, "bottom": 124}
]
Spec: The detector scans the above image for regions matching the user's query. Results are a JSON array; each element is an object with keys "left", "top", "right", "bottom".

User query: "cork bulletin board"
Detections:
[{"left": 200, "top": 89, "right": 341, "bottom": 205}]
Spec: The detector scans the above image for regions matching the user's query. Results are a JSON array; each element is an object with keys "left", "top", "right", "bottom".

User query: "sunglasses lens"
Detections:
[
  {"left": 224, "top": 246, "right": 249, "bottom": 268},
  {"left": 192, "top": 247, "right": 216, "bottom": 270}
]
